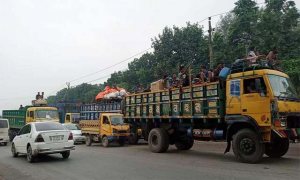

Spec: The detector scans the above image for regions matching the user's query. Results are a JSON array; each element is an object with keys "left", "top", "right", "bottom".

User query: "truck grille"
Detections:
[{"left": 287, "top": 115, "right": 300, "bottom": 128}]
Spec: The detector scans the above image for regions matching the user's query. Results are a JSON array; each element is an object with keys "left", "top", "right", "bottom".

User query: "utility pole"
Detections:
[
  {"left": 208, "top": 17, "right": 213, "bottom": 69},
  {"left": 66, "top": 82, "right": 70, "bottom": 89}
]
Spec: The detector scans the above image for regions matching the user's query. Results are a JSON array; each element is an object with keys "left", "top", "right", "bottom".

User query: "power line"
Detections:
[{"left": 69, "top": 47, "right": 153, "bottom": 83}]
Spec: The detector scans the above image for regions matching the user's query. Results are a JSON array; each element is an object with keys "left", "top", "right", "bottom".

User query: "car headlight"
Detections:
[{"left": 113, "top": 128, "right": 118, "bottom": 133}]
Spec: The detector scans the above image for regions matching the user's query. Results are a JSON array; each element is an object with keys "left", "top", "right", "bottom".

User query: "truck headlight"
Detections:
[
  {"left": 113, "top": 128, "right": 118, "bottom": 133},
  {"left": 280, "top": 120, "right": 286, "bottom": 127}
]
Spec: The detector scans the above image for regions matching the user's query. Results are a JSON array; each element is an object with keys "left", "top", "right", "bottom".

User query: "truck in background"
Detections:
[
  {"left": 3, "top": 99, "right": 60, "bottom": 141},
  {"left": 123, "top": 63, "right": 300, "bottom": 163},
  {"left": 80, "top": 113, "right": 130, "bottom": 147},
  {"left": 50, "top": 103, "right": 80, "bottom": 124}
]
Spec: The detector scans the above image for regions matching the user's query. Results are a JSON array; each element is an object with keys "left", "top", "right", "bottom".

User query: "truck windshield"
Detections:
[
  {"left": 35, "top": 110, "right": 58, "bottom": 119},
  {"left": 110, "top": 116, "right": 126, "bottom": 125},
  {"left": 267, "top": 75, "right": 298, "bottom": 99},
  {"left": 0, "top": 120, "right": 8, "bottom": 128}
]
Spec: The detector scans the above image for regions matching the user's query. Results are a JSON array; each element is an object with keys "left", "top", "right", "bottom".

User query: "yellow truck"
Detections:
[
  {"left": 124, "top": 64, "right": 300, "bottom": 163},
  {"left": 80, "top": 113, "right": 130, "bottom": 147},
  {"left": 2, "top": 99, "right": 59, "bottom": 141}
]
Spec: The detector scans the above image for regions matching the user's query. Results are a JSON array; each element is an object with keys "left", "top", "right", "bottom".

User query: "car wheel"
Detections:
[
  {"left": 102, "top": 136, "right": 109, "bottom": 147},
  {"left": 27, "top": 145, "right": 35, "bottom": 163},
  {"left": 11, "top": 143, "right": 18, "bottom": 157},
  {"left": 61, "top": 151, "right": 70, "bottom": 159}
]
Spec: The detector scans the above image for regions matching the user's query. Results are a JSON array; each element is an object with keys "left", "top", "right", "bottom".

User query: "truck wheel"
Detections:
[
  {"left": 128, "top": 133, "right": 139, "bottom": 145},
  {"left": 11, "top": 143, "right": 18, "bottom": 157},
  {"left": 265, "top": 138, "right": 289, "bottom": 158},
  {"left": 119, "top": 138, "right": 126, "bottom": 147},
  {"left": 148, "top": 128, "right": 169, "bottom": 153},
  {"left": 232, "top": 129, "right": 265, "bottom": 164},
  {"left": 175, "top": 137, "right": 194, "bottom": 150},
  {"left": 102, "top": 136, "right": 109, "bottom": 147},
  {"left": 27, "top": 145, "right": 35, "bottom": 163},
  {"left": 61, "top": 151, "right": 70, "bottom": 159},
  {"left": 85, "top": 135, "right": 92, "bottom": 146}
]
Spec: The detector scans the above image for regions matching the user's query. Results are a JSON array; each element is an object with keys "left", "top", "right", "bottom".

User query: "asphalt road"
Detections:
[{"left": 0, "top": 141, "right": 299, "bottom": 180}]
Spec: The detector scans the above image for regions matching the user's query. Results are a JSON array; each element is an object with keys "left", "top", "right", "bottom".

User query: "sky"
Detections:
[{"left": 0, "top": 0, "right": 299, "bottom": 114}]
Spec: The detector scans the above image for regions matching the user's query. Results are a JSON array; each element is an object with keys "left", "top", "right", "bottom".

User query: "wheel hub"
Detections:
[
  {"left": 240, "top": 138, "right": 256, "bottom": 155},
  {"left": 151, "top": 135, "right": 158, "bottom": 146}
]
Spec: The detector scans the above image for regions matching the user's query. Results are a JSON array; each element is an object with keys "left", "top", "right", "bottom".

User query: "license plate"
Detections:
[{"left": 50, "top": 135, "right": 64, "bottom": 141}]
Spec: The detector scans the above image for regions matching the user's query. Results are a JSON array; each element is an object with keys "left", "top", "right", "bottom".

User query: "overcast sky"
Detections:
[{"left": 0, "top": 0, "right": 298, "bottom": 113}]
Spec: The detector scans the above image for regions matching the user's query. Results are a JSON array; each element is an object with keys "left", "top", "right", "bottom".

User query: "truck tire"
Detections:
[
  {"left": 128, "top": 133, "right": 139, "bottom": 145},
  {"left": 175, "top": 137, "right": 194, "bottom": 150},
  {"left": 119, "top": 138, "right": 126, "bottom": 147},
  {"left": 148, "top": 128, "right": 169, "bottom": 153},
  {"left": 102, "top": 136, "right": 109, "bottom": 147},
  {"left": 232, "top": 129, "right": 265, "bottom": 164},
  {"left": 265, "top": 138, "right": 289, "bottom": 158},
  {"left": 85, "top": 135, "right": 92, "bottom": 146}
]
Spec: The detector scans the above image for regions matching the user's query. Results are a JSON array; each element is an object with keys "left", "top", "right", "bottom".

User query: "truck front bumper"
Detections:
[
  {"left": 107, "top": 133, "right": 129, "bottom": 141},
  {"left": 273, "top": 128, "right": 300, "bottom": 138}
]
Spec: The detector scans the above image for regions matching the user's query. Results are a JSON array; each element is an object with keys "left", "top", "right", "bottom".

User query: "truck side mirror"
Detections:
[{"left": 255, "top": 78, "right": 262, "bottom": 93}]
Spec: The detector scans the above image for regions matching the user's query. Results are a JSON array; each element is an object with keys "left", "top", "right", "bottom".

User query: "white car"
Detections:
[
  {"left": 62, "top": 124, "right": 86, "bottom": 144},
  {"left": 0, "top": 118, "right": 9, "bottom": 146},
  {"left": 11, "top": 122, "right": 75, "bottom": 163}
]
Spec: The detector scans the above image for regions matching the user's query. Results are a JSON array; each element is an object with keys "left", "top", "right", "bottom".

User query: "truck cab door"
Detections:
[
  {"left": 26, "top": 111, "right": 34, "bottom": 123},
  {"left": 100, "top": 115, "right": 111, "bottom": 136},
  {"left": 241, "top": 77, "right": 271, "bottom": 126}
]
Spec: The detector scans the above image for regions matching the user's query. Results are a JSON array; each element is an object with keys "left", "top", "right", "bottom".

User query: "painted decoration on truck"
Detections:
[
  {"left": 143, "top": 106, "right": 147, "bottom": 116},
  {"left": 155, "top": 105, "right": 160, "bottom": 115},
  {"left": 207, "top": 90, "right": 218, "bottom": 97},
  {"left": 183, "top": 102, "right": 191, "bottom": 115},
  {"left": 172, "top": 103, "right": 180, "bottom": 115},
  {"left": 193, "top": 91, "right": 203, "bottom": 98},
  {"left": 162, "top": 104, "right": 169, "bottom": 115},
  {"left": 194, "top": 102, "right": 203, "bottom": 115},
  {"left": 230, "top": 79, "right": 241, "bottom": 97}
]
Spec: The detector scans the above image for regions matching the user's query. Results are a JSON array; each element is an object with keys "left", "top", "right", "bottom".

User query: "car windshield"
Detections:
[
  {"left": 71, "top": 114, "right": 80, "bottom": 123},
  {"left": 35, "top": 110, "right": 58, "bottom": 119},
  {"left": 0, "top": 120, "right": 8, "bottom": 128},
  {"left": 63, "top": 124, "right": 81, "bottom": 130},
  {"left": 267, "top": 75, "right": 298, "bottom": 99},
  {"left": 35, "top": 122, "right": 65, "bottom": 131},
  {"left": 110, "top": 116, "right": 126, "bottom": 125}
]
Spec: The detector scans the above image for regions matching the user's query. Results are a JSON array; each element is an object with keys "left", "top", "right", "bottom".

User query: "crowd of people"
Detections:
[
  {"left": 162, "top": 62, "right": 226, "bottom": 89},
  {"left": 235, "top": 46, "right": 280, "bottom": 69}
]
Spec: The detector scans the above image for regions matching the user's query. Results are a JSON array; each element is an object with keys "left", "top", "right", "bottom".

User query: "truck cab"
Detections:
[
  {"left": 80, "top": 113, "right": 130, "bottom": 147},
  {"left": 0, "top": 118, "right": 9, "bottom": 146},
  {"left": 64, "top": 113, "right": 80, "bottom": 124}
]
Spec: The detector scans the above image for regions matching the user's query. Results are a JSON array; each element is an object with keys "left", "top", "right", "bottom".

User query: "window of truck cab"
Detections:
[
  {"left": 0, "top": 120, "right": 8, "bottom": 128},
  {"left": 110, "top": 116, "right": 125, "bottom": 125},
  {"left": 267, "top": 74, "right": 298, "bottom": 99},
  {"left": 35, "top": 110, "right": 58, "bottom": 119},
  {"left": 243, "top": 77, "right": 267, "bottom": 97}
]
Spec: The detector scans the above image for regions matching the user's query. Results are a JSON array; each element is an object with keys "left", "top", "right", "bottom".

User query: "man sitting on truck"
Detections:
[
  {"left": 200, "top": 66, "right": 211, "bottom": 83},
  {"left": 36, "top": 92, "right": 41, "bottom": 100},
  {"left": 212, "top": 62, "right": 223, "bottom": 82}
]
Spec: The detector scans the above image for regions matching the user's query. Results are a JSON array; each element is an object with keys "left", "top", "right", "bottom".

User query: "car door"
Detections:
[
  {"left": 18, "top": 124, "right": 32, "bottom": 153},
  {"left": 14, "top": 125, "right": 27, "bottom": 152}
]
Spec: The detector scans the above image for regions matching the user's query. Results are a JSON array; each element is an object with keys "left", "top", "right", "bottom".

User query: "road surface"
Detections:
[{"left": 0, "top": 141, "right": 299, "bottom": 180}]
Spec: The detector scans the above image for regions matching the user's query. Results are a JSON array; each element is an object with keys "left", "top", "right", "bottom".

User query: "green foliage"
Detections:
[{"left": 48, "top": 0, "right": 299, "bottom": 103}]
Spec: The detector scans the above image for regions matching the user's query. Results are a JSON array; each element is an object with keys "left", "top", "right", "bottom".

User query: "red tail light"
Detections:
[
  {"left": 68, "top": 133, "right": 73, "bottom": 140},
  {"left": 35, "top": 134, "right": 44, "bottom": 142}
]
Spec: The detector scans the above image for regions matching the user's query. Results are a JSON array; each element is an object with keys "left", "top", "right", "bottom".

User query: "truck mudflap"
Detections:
[{"left": 272, "top": 128, "right": 300, "bottom": 138}]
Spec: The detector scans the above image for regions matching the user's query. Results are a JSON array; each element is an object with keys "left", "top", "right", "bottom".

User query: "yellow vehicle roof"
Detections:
[{"left": 228, "top": 69, "right": 289, "bottom": 80}]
